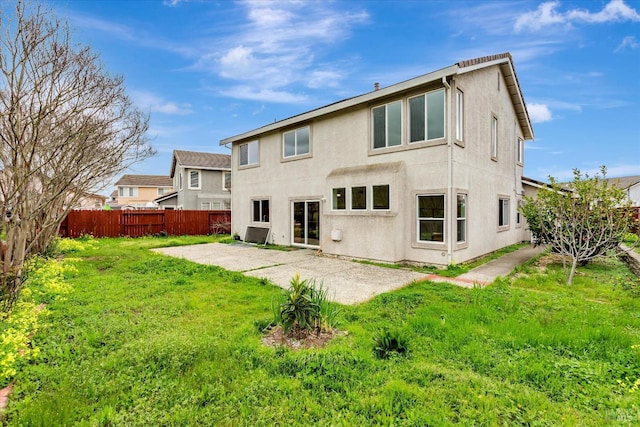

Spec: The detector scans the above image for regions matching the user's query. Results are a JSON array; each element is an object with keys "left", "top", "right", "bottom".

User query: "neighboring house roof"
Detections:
[
  {"left": 220, "top": 52, "right": 534, "bottom": 146},
  {"left": 522, "top": 176, "right": 551, "bottom": 190},
  {"left": 603, "top": 175, "right": 640, "bottom": 190},
  {"left": 154, "top": 191, "right": 178, "bottom": 203},
  {"left": 115, "top": 174, "right": 173, "bottom": 187},
  {"left": 170, "top": 150, "right": 231, "bottom": 177}
]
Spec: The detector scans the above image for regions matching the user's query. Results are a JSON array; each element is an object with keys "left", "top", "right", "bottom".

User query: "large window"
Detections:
[
  {"left": 240, "top": 140, "right": 259, "bottom": 166},
  {"left": 189, "top": 170, "right": 201, "bottom": 189},
  {"left": 373, "top": 185, "right": 390, "bottom": 210},
  {"left": 456, "top": 89, "right": 464, "bottom": 141},
  {"left": 372, "top": 100, "right": 402, "bottom": 149},
  {"left": 457, "top": 194, "right": 467, "bottom": 243},
  {"left": 332, "top": 188, "right": 346, "bottom": 210},
  {"left": 409, "top": 89, "right": 445, "bottom": 143},
  {"left": 351, "top": 186, "right": 367, "bottom": 210},
  {"left": 283, "top": 126, "right": 310, "bottom": 158},
  {"left": 491, "top": 116, "right": 498, "bottom": 159},
  {"left": 499, "top": 197, "right": 510, "bottom": 227},
  {"left": 417, "top": 195, "right": 445, "bottom": 243},
  {"left": 223, "top": 171, "right": 231, "bottom": 191},
  {"left": 252, "top": 199, "right": 270, "bottom": 223},
  {"left": 119, "top": 187, "right": 138, "bottom": 197}
]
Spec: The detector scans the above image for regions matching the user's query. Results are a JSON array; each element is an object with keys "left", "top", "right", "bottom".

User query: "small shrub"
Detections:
[
  {"left": 272, "top": 273, "right": 340, "bottom": 335},
  {"left": 373, "top": 327, "right": 410, "bottom": 359}
]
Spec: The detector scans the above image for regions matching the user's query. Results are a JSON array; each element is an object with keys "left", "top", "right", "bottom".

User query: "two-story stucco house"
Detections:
[
  {"left": 221, "top": 53, "right": 534, "bottom": 266},
  {"left": 114, "top": 174, "right": 173, "bottom": 209},
  {"left": 155, "top": 150, "right": 231, "bottom": 210}
]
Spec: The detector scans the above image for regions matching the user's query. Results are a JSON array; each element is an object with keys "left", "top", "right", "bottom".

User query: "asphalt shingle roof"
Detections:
[
  {"left": 170, "top": 150, "right": 231, "bottom": 176},
  {"left": 115, "top": 174, "right": 173, "bottom": 187}
]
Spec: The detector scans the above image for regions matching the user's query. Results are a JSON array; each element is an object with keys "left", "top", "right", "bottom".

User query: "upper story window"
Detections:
[
  {"left": 491, "top": 115, "right": 498, "bottom": 160},
  {"left": 119, "top": 187, "right": 138, "bottom": 197},
  {"left": 188, "top": 170, "right": 201, "bottom": 189},
  {"left": 517, "top": 137, "right": 524, "bottom": 165},
  {"left": 223, "top": 171, "right": 231, "bottom": 191},
  {"left": 372, "top": 100, "right": 402, "bottom": 149},
  {"left": 283, "top": 126, "right": 310, "bottom": 158},
  {"left": 409, "top": 89, "right": 445, "bottom": 143},
  {"left": 158, "top": 187, "right": 169, "bottom": 196},
  {"left": 456, "top": 89, "right": 464, "bottom": 142},
  {"left": 240, "top": 140, "right": 259, "bottom": 166}
]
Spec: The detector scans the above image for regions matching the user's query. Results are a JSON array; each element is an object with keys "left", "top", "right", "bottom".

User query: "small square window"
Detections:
[
  {"left": 240, "top": 141, "right": 259, "bottom": 166},
  {"left": 332, "top": 188, "right": 346, "bottom": 210},
  {"left": 351, "top": 187, "right": 366, "bottom": 210},
  {"left": 283, "top": 126, "right": 310, "bottom": 158},
  {"left": 372, "top": 185, "right": 389, "bottom": 210}
]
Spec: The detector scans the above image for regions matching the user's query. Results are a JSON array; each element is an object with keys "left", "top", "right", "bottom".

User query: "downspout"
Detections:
[{"left": 443, "top": 76, "right": 453, "bottom": 265}]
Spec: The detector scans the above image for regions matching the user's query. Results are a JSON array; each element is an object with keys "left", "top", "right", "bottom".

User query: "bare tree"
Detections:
[
  {"left": 520, "top": 167, "right": 634, "bottom": 284},
  {"left": 0, "top": 1, "right": 154, "bottom": 310}
]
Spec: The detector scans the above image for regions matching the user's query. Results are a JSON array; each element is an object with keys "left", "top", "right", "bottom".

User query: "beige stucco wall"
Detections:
[
  {"left": 117, "top": 186, "right": 172, "bottom": 208},
  {"left": 231, "top": 64, "right": 531, "bottom": 265}
]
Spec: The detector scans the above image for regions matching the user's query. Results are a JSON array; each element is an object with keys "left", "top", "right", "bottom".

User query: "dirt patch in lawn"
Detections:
[{"left": 261, "top": 326, "right": 346, "bottom": 350}]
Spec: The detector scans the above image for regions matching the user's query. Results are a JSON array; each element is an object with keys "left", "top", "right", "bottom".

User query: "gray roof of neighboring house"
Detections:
[
  {"left": 170, "top": 150, "right": 231, "bottom": 177},
  {"left": 115, "top": 174, "right": 173, "bottom": 187},
  {"left": 604, "top": 175, "right": 640, "bottom": 190},
  {"left": 220, "top": 52, "right": 534, "bottom": 146}
]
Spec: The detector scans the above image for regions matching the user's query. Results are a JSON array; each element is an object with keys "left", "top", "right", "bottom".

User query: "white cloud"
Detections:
[
  {"left": 616, "top": 35, "right": 640, "bottom": 52},
  {"left": 515, "top": 0, "right": 640, "bottom": 32},
  {"left": 528, "top": 103, "right": 553, "bottom": 123},
  {"left": 205, "top": 1, "right": 369, "bottom": 102},
  {"left": 131, "top": 91, "right": 193, "bottom": 115}
]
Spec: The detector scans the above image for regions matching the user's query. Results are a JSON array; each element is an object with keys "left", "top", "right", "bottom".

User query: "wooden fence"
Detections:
[{"left": 59, "top": 210, "right": 231, "bottom": 238}]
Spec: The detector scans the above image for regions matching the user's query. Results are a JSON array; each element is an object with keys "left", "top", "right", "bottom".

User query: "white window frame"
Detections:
[
  {"left": 118, "top": 187, "right": 138, "bottom": 197},
  {"left": 223, "top": 171, "right": 231, "bottom": 191},
  {"left": 372, "top": 100, "right": 402, "bottom": 149},
  {"left": 408, "top": 88, "right": 446, "bottom": 144},
  {"left": 517, "top": 137, "right": 524, "bottom": 165},
  {"left": 178, "top": 172, "right": 183, "bottom": 191},
  {"left": 457, "top": 193, "right": 467, "bottom": 243},
  {"left": 372, "top": 185, "right": 390, "bottom": 210},
  {"left": 499, "top": 197, "right": 510, "bottom": 229},
  {"left": 417, "top": 194, "right": 446, "bottom": 244},
  {"left": 252, "top": 199, "right": 270, "bottom": 223},
  {"left": 456, "top": 89, "right": 464, "bottom": 142},
  {"left": 188, "top": 170, "right": 201, "bottom": 190},
  {"left": 332, "top": 187, "right": 346, "bottom": 211},
  {"left": 201, "top": 201, "right": 211, "bottom": 210},
  {"left": 351, "top": 186, "right": 367, "bottom": 210},
  {"left": 239, "top": 140, "right": 259, "bottom": 167},
  {"left": 283, "top": 126, "right": 311, "bottom": 159},
  {"left": 491, "top": 115, "right": 498, "bottom": 160}
]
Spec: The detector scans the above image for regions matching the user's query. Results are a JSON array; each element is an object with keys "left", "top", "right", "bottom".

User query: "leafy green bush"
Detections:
[
  {"left": 373, "top": 327, "right": 410, "bottom": 359},
  {"left": 272, "top": 273, "right": 340, "bottom": 335}
]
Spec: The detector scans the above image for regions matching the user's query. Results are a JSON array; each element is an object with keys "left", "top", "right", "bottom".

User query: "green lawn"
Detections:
[{"left": 3, "top": 236, "right": 640, "bottom": 426}]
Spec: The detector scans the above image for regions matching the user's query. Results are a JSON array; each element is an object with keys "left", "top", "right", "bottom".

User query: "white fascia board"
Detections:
[{"left": 220, "top": 64, "right": 459, "bottom": 146}]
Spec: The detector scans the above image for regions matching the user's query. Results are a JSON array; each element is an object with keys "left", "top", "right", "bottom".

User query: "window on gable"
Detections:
[
  {"left": 417, "top": 194, "right": 445, "bottom": 243},
  {"left": 189, "top": 170, "right": 200, "bottom": 189},
  {"left": 332, "top": 188, "right": 346, "bottom": 210},
  {"left": 456, "top": 89, "right": 464, "bottom": 141},
  {"left": 252, "top": 199, "right": 270, "bottom": 223},
  {"left": 499, "top": 197, "right": 510, "bottom": 228},
  {"left": 372, "top": 100, "right": 402, "bottom": 149},
  {"left": 223, "top": 171, "right": 231, "bottom": 191},
  {"left": 409, "top": 89, "right": 445, "bottom": 143},
  {"left": 491, "top": 115, "right": 498, "bottom": 160},
  {"left": 351, "top": 186, "right": 367, "bottom": 210},
  {"left": 240, "top": 140, "right": 259, "bottom": 166},
  {"left": 372, "top": 185, "right": 390, "bottom": 210},
  {"left": 283, "top": 126, "right": 310, "bottom": 158}
]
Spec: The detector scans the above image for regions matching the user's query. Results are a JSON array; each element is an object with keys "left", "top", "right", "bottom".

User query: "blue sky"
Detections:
[{"left": 50, "top": 0, "right": 640, "bottom": 184}]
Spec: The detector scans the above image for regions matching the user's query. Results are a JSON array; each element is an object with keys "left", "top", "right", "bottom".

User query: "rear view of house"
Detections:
[{"left": 221, "top": 53, "right": 534, "bottom": 266}]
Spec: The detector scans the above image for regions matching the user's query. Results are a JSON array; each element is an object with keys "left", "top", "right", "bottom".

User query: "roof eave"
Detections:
[{"left": 220, "top": 64, "right": 459, "bottom": 146}]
